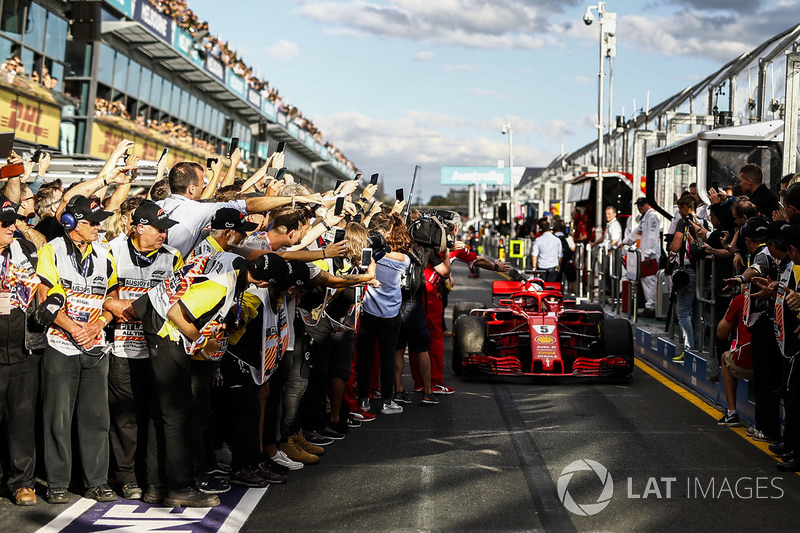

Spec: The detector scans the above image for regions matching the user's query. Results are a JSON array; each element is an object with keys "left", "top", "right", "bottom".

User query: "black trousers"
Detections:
[
  {"left": 750, "top": 316, "right": 782, "bottom": 438},
  {"left": 356, "top": 312, "right": 401, "bottom": 401},
  {"left": 145, "top": 335, "right": 193, "bottom": 490},
  {"left": 41, "top": 347, "right": 110, "bottom": 489},
  {"left": 0, "top": 355, "right": 39, "bottom": 491},
  {"left": 190, "top": 360, "right": 217, "bottom": 479},
  {"left": 220, "top": 355, "right": 261, "bottom": 472},
  {"left": 108, "top": 354, "right": 151, "bottom": 484}
]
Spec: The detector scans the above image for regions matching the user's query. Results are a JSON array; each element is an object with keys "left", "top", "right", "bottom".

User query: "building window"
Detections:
[
  {"left": 97, "top": 43, "right": 114, "bottom": 85},
  {"left": 1, "top": 0, "right": 25, "bottom": 41},
  {"left": 44, "top": 10, "right": 67, "bottom": 61},
  {"left": 23, "top": 1, "right": 46, "bottom": 51}
]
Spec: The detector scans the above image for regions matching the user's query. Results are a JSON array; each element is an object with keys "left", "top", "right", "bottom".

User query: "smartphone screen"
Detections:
[
  {"left": 353, "top": 214, "right": 363, "bottom": 223},
  {"left": 31, "top": 150, "right": 42, "bottom": 164},
  {"left": 276, "top": 141, "right": 285, "bottom": 153},
  {"left": 334, "top": 196, "right": 345, "bottom": 216},
  {"left": 206, "top": 157, "right": 217, "bottom": 169},
  {"left": 360, "top": 248, "right": 372, "bottom": 269},
  {"left": 159, "top": 147, "right": 169, "bottom": 163},
  {"left": 334, "top": 228, "right": 346, "bottom": 243},
  {"left": 369, "top": 173, "right": 379, "bottom": 186},
  {"left": 395, "top": 188, "right": 404, "bottom": 202},
  {"left": 335, "top": 179, "right": 344, "bottom": 191},
  {"left": 275, "top": 167, "right": 287, "bottom": 181},
  {"left": 229, "top": 137, "right": 239, "bottom": 155}
]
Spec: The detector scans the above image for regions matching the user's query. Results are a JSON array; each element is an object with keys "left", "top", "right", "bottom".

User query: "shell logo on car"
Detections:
[{"left": 536, "top": 335, "right": 556, "bottom": 344}]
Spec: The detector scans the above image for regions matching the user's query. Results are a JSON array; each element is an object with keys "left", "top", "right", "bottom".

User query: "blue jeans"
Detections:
[{"left": 676, "top": 267, "right": 698, "bottom": 351}]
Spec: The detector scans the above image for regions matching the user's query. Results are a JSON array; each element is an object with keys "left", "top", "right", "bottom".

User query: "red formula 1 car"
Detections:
[{"left": 451, "top": 277, "right": 634, "bottom": 378}]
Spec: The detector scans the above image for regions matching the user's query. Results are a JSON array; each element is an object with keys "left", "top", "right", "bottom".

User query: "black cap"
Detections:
[
  {"left": 132, "top": 200, "right": 178, "bottom": 230},
  {"left": 67, "top": 195, "right": 112, "bottom": 223},
  {"left": 635, "top": 197, "right": 649, "bottom": 206},
  {"left": 211, "top": 208, "right": 258, "bottom": 233},
  {"left": 767, "top": 220, "right": 790, "bottom": 242},
  {"left": 741, "top": 217, "right": 768, "bottom": 241},
  {"left": 248, "top": 253, "right": 289, "bottom": 284},
  {"left": 784, "top": 224, "right": 800, "bottom": 247},
  {"left": 275, "top": 259, "right": 311, "bottom": 291},
  {"left": 0, "top": 194, "right": 18, "bottom": 222}
]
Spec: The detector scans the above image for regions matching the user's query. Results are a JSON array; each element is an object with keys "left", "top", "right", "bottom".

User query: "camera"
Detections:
[
  {"left": 408, "top": 209, "right": 460, "bottom": 253},
  {"left": 367, "top": 230, "right": 390, "bottom": 261},
  {"left": 583, "top": 7, "right": 594, "bottom": 25}
]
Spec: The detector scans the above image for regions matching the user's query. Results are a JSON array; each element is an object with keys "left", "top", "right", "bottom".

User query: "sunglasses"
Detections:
[
  {"left": 1, "top": 220, "right": 15, "bottom": 228},
  {"left": 79, "top": 220, "right": 101, "bottom": 227}
]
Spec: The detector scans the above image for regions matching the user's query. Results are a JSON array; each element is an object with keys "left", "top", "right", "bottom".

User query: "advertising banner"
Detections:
[
  {"left": 203, "top": 55, "right": 225, "bottom": 83},
  {"left": 247, "top": 88, "right": 261, "bottom": 109},
  {"left": 440, "top": 166, "right": 510, "bottom": 186},
  {"left": 134, "top": 1, "right": 173, "bottom": 44},
  {"left": 225, "top": 70, "right": 247, "bottom": 100},
  {"left": 172, "top": 27, "right": 204, "bottom": 68},
  {"left": 104, "top": 0, "right": 134, "bottom": 18},
  {"left": 0, "top": 88, "right": 60, "bottom": 146}
]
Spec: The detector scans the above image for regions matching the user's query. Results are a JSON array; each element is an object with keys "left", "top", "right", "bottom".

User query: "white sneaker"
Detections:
[
  {"left": 359, "top": 398, "right": 371, "bottom": 412},
  {"left": 380, "top": 401, "right": 404, "bottom": 415},
  {"left": 271, "top": 450, "right": 304, "bottom": 471}
]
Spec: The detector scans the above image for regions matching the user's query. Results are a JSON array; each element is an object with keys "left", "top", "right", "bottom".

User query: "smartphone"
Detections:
[
  {"left": 395, "top": 188, "right": 404, "bottom": 202},
  {"left": 333, "top": 228, "right": 346, "bottom": 243},
  {"left": 334, "top": 196, "right": 345, "bottom": 216},
  {"left": 360, "top": 248, "right": 372, "bottom": 269},
  {"left": 369, "top": 173, "right": 379, "bottom": 186},
  {"left": 352, "top": 171, "right": 362, "bottom": 181},
  {"left": 229, "top": 137, "right": 239, "bottom": 156},
  {"left": 275, "top": 167, "right": 287, "bottom": 181},
  {"left": 206, "top": 157, "right": 218, "bottom": 169},
  {"left": 276, "top": 141, "right": 285, "bottom": 153},
  {"left": 335, "top": 179, "right": 344, "bottom": 191},
  {"left": 158, "top": 147, "right": 169, "bottom": 163},
  {"left": 0, "top": 132, "right": 13, "bottom": 159},
  {"left": 353, "top": 214, "right": 363, "bottom": 223},
  {"left": 31, "top": 149, "right": 42, "bottom": 164}
]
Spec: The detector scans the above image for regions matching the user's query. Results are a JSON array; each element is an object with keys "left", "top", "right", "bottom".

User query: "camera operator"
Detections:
[{"left": 357, "top": 213, "right": 410, "bottom": 415}]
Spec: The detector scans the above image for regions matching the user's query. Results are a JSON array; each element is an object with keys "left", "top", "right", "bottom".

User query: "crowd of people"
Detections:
[
  {"left": 582, "top": 164, "right": 800, "bottom": 472},
  {"left": 0, "top": 139, "right": 508, "bottom": 508}
]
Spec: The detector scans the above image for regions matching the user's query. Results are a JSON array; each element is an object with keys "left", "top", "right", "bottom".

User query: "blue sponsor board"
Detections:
[
  {"left": 685, "top": 352, "right": 719, "bottom": 404},
  {"left": 204, "top": 55, "right": 225, "bottom": 83},
  {"left": 441, "top": 166, "right": 509, "bottom": 186},
  {"left": 134, "top": 1, "right": 172, "bottom": 43},
  {"left": 262, "top": 99, "right": 277, "bottom": 120},
  {"left": 172, "top": 27, "right": 204, "bottom": 67},
  {"left": 226, "top": 70, "right": 247, "bottom": 100},
  {"left": 247, "top": 87, "right": 262, "bottom": 109},
  {"left": 104, "top": 0, "right": 134, "bottom": 18}
]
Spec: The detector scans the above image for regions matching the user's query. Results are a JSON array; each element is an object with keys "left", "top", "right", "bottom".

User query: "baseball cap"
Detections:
[
  {"left": 740, "top": 217, "right": 768, "bottom": 241},
  {"left": 783, "top": 224, "right": 800, "bottom": 247},
  {"left": 66, "top": 195, "right": 112, "bottom": 223},
  {"left": 275, "top": 259, "right": 311, "bottom": 291},
  {"left": 132, "top": 200, "right": 178, "bottom": 230},
  {"left": 767, "top": 220, "right": 790, "bottom": 242},
  {"left": 0, "top": 194, "right": 18, "bottom": 222},
  {"left": 211, "top": 208, "right": 258, "bottom": 233},
  {"left": 248, "top": 253, "right": 289, "bottom": 284},
  {"left": 634, "top": 197, "right": 649, "bottom": 206}
]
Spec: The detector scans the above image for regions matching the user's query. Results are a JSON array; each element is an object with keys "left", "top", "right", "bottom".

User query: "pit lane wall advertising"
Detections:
[{"left": 0, "top": 87, "right": 60, "bottom": 147}]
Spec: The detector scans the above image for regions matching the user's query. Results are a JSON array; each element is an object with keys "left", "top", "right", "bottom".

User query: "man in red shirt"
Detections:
[{"left": 716, "top": 294, "right": 753, "bottom": 427}]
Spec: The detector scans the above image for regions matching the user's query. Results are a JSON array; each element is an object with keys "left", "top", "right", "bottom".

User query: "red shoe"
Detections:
[
  {"left": 349, "top": 408, "right": 377, "bottom": 422},
  {"left": 433, "top": 384, "right": 455, "bottom": 395}
]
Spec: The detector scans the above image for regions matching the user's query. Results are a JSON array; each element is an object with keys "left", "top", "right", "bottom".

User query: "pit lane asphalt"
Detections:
[{"left": 245, "top": 262, "right": 800, "bottom": 532}]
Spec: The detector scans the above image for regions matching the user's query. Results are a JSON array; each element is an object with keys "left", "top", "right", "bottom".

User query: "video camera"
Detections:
[
  {"left": 408, "top": 209, "right": 460, "bottom": 253},
  {"left": 367, "top": 230, "right": 391, "bottom": 261}
]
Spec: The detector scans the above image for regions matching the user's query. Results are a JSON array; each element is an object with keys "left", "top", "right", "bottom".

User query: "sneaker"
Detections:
[
  {"left": 270, "top": 450, "right": 304, "bottom": 471},
  {"left": 672, "top": 353, "right": 685, "bottom": 364},
  {"left": 295, "top": 430, "right": 325, "bottom": 456},
  {"left": 279, "top": 436, "right": 320, "bottom": 465},
  {"left": 304, "top": 430, "right": 335, "bottom": 446},
  {"left": 745, "top": 426, "right": 758, "bottom": 438},
  {"left": 230, "top": 467, "right": 269, "bottom": 488},
  {"left": 46, "top": 486, "right": 69, "bottom": 504},
  {"left": 433, "top": 384, "right": 455, "bottom": 395},
  {"left": 143, "top": 484, "right": 167, "bottom": 504},
  {"left": 197, "top": 475, "right": 230, "bottom": 495},
  {"left": 349, "top": 408, "right": 377, "bottom": 422},
  {"left": 347, "top": 417, "right": 362, "bottom": 428},
  {"left": 13, "top": 487, "right": 36, "bottom": 506},
  {"left": 254, "top": 462, "right": 288, "bottom": 485},
  {"left": 372, "top": 389, "right": 382, "bottom": 399},
  {"left": 86, "top": 484, "right": 117, "bottom": 502},
  {"left": 213, "top": 443, "right": 232, "bottom": 471},
  {"left": 381, "top": 401, "right": 404, "bottom": 415},
  {"left": 359, "top": 398, "right": 371, "bottom": 412},
  {"left": 121, "top": 481, "right": 143, "bottom": 500},
  {"left": 421, "top": 393, "right": 440, "bottom": 406},
  {"left": 393, "top": 391, "right": 412, "bottom": 404},
  {"left": 769, "top": 442, "right": 787, "bottom": 455},
  {"left": 328, "top": 419, "right": 350, "bottom": 434},
  {"left": 717, "top": 412, "right": 741, "bottom": 427},
  {"left": 319, "top": 426, "right": 346, "bottom": 440},
  {"left": 207, "top": 463, "right": 231, "bottom": 477},
  {"left": 164, "top": 487, "right": 220, "bottom": 508},
  {"left": 750, "top": 429, "right": 779, "bottom": 443},
  {"left": 263, "top": 455, "right": 290, "bottom": 475}
]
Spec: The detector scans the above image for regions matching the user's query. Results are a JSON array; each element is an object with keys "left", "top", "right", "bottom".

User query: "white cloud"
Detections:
[
  {"left": 312, "top": 109, "right": 554, "bottom": 199},
  {"left": 266, "top": 39, "right": 299, "bottom": 59},
  {"left": 411, "top": 51, "right": 435, "bottom": 61}
]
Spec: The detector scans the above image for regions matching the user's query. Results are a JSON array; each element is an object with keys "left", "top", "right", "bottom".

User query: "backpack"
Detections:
[
  {"left": 401, "top": 248, "right": 425, "bottom": 296},
  {"left": 408, "top": 217, "right": 448, "bottom": 253}
]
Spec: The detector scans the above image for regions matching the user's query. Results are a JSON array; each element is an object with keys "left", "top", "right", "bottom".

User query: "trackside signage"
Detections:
[
  {"left": 557, "top": 459, "right": 785, "bottom": 516},
  {"left": 440, "top": 166, "right": 509, "bottom": 186}
]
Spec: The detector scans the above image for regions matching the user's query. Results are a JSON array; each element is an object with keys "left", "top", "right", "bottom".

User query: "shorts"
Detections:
[
  {"left": 395, "top": 298, "right": 430, "bottom": 353},
  {"left": 561, "top": 263, "right": 577, "bottom": 283},
  {"left": 722, "top": 350, "right": 753, "bottom": 381}
]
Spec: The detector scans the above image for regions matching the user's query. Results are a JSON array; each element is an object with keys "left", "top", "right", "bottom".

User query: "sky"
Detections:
[{"left": 187, "top": 0, "right": 800, "bottom": 202}]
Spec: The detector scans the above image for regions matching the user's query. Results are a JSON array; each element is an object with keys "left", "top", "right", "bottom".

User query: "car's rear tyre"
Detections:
[
  {"left": 453, "top": 315, "right": 487, "bottom": 375},
  {"left": 452, "top": 301, "right": 484, "bottom": 326},
  {"left": 600, "top": 318, "right": 634, "bottom": 376},
  {"left": 575, "top": 302, "right": 604, "bottom": 313}
]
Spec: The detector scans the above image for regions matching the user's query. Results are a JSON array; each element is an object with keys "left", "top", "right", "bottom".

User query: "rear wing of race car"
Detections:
[{"left": 491, "top": 280, "right": 561, "bottom": 297}]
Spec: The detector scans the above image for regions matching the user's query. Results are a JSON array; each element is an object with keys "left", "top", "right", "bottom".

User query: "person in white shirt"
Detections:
[
  {"left": 531, "top": 219, "right": 563, "bottom": 282},
  {"left": 622, "top": 198, "right": 662, "bottom": 317}
]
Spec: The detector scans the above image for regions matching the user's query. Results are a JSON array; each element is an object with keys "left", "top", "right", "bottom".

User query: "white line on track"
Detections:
[{"left": 36, "top": 498, "right": 96, "bottom": 533}]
